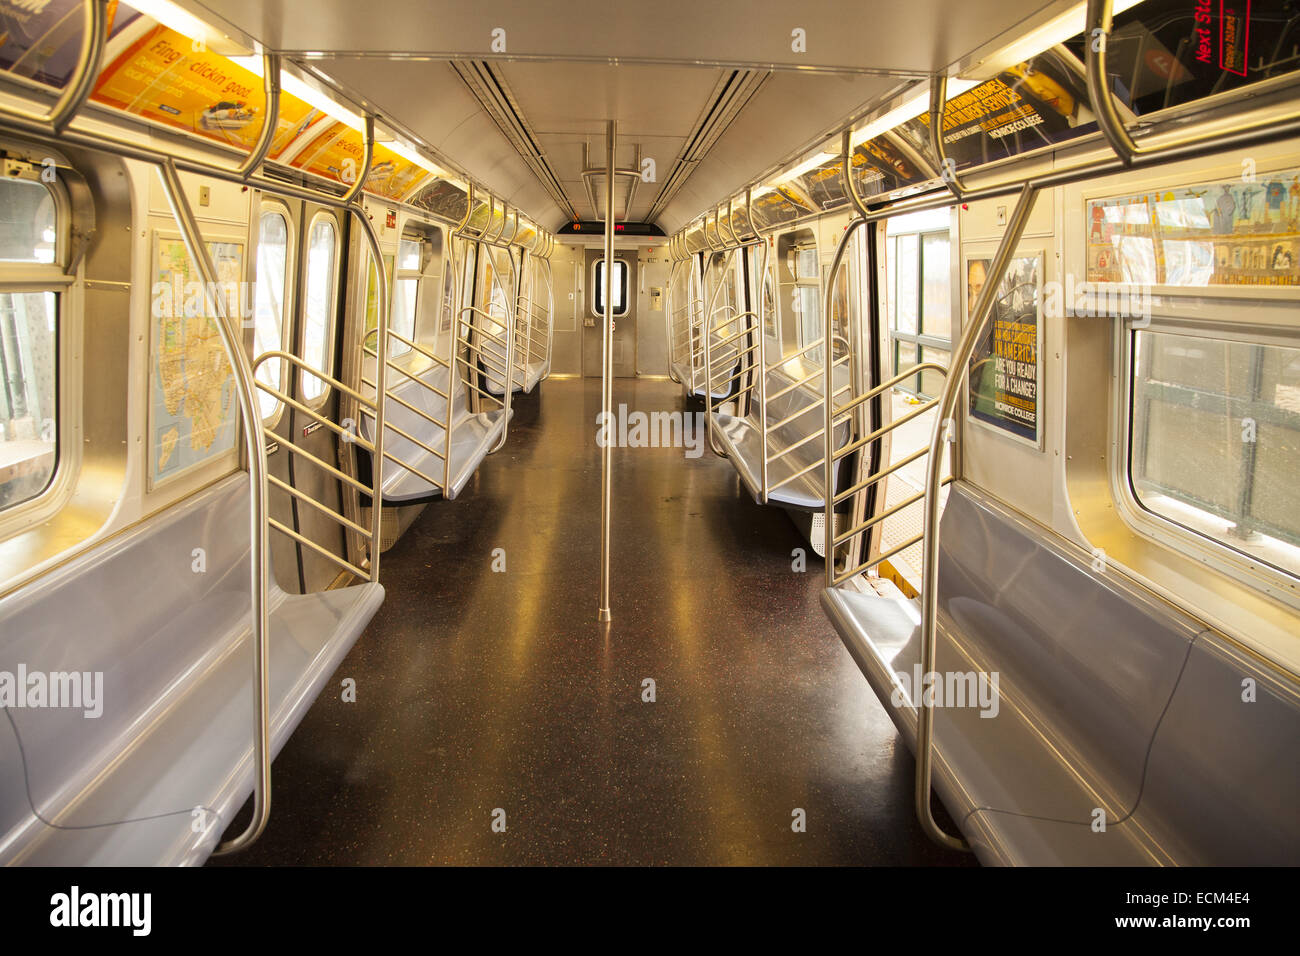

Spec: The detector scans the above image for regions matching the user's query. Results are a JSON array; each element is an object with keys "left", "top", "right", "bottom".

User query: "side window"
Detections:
[
  {"left": 301, "top": 214, "right": 339, "bottom": 402},
  {"left": 777, "top": 228, "right": 820, "bottom": 361},
  {"left": 1130, "top": 329, "right": 1300, "bottom": 578},
  {"left": 592, "top": 258, "right": 629, "bottom": 317},
  {"left": 391, "top": 236, "right": 421, "bottom": 355},
  {"left": 885, "top": 208, "right": 954, "bottom": 398},
  {"left": 0, "top": 175, "right": 61, "bottom": 512},
  {"left": 253, "top": 205, "right": 291, "bottom": 421}
]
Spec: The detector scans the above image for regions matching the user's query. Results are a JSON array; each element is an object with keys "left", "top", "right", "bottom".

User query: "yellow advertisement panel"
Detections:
[
  {"left": 91, "top": 25, "right": 323, "bottom": 157},
  {"left": 291, "top": 121, "right": 426, "bottom": 199}
]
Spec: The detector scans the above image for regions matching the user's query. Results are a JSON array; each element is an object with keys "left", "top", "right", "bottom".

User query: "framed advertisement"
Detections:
[
  {"left": 1085, "top": 167, "right": 1300, "bottom": 296},
  {"left": 147, "top": 233, "right": 244, "bottom": 490},
  {"left": 965, "top": 251, "right": 1044, "bottom": 449}
]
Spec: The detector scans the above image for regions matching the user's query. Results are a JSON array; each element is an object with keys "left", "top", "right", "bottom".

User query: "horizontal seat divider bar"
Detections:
[
  {"left": 454, "top": 367, "right": 512, "bottom": 404},
  {"left": 269, "top": 517, "right": 370, "bottom": 580},
  {"left": 382, "top": 450, "right": 445, "bottom": 488},
  {"left": 267, "top": 473, "right": 373, "bottom": 539},
  {"left": 835, "top": 398, "right": 940, "bottom": 461},
  {"left": 458, "top": 347, "right": 511, "bottom": 379},
  {"left": 768, "top": 454, "right": 826, "bottom": 492},
  {"left": 768, "top": 400, "right": 826, "bottom": 433},
  {"left": 458, "top": 308, "right": 513, "bottom": 342},
  {"left": 383, "top": 420, "right": 448, "bottom": 461},
  {"left": 766, "top": 426, "right": 825, "bottom": 464},
  {"left": 379, "top": 360, "right": 451, "bottom": 399},
  {"left": 363, "top": 329, "right": 452, "bottom": 370},
  {"left": 834, "top": 533, "right": 924, "bottom": 586},
  {"left": 710, "top": 327, "right": 754, "bottom": 349},
  {"left": 252, "top": 350, "right": 375, "bottom": 408},
  {"left": 831, "top": 363, "right": 949, "bottom": 420},
  {"left": 709, "top": 365, "right": 750, "bottom": 391},
  {"left": 255, "top": 384, "right": 375, "bottom": 450},
  {"left": 276, "top": 439, "right": 372, "bottom": 496},
  {"left": 359, "top": 382, "right": 449, "bottom": 430},
  {"left": 715, "top": 341, "right": 761, "bottom": 365},
  {"left": 778, "top": 339, "right": 827, "bottom": 365},
  {"left": 833, "top": 446, "right": 930, "bottom": 504},
  {"left": 765, "top": 356, "right": 849, "bottom": 401},
  {"left": 833, "top": 476, "right": 953, "bottom": 547}
]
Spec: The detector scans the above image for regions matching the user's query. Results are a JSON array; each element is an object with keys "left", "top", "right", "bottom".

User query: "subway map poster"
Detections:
[{"left": 148, "top": 235, "right": 243, "bottom": 489}]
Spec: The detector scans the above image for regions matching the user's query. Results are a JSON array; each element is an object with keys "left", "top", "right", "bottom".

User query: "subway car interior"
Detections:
[{"left": 0, "top": 0, "right": 1296, "bottom": 874}]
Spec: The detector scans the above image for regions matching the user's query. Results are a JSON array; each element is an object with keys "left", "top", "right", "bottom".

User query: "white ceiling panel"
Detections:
[
  {"left": 190, "top": 0, "right": 1067, "bottom": 76},
  {"left": 181, "top": 0, "right": 1073, "bottom": 231}
]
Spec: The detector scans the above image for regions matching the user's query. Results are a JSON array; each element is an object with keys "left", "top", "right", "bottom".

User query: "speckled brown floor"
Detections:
[{"left": 212, "top": 378, "right": 974, "bottom": 866}]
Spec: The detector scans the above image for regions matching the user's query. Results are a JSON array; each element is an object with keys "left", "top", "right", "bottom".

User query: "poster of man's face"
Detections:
[{"left": 967, "top": 258, "right": 990, "bottom": 318}]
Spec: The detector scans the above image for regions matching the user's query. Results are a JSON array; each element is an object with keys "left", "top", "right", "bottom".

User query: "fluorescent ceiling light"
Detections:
[
  {"left": 383, "top": 136, "right": 445, "bottom": 178},
  {"left": 231, "top": 56, "right": 365, "bottom": 131},
  {"left": 961, "top": 0, "right": 1146, "bottom": 80},
  {"left": 849, "top": 78, "right": 979, "bottom": 147},
  {"left": 127, "top": 0, "right": 251, "bottom": 56},
  {"left": 772, "top": 150, "right": 837, "bottom": 185}
]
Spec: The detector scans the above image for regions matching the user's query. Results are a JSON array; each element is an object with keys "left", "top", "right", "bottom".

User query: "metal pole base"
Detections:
[{"left": 597, "top": 607, "right": 612, "bottom": 622}]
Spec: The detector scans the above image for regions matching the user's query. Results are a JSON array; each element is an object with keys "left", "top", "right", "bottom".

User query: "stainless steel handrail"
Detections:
[
  {"left": 0, "top": 0, "right": 107, "bottom": 133},
  {"left": 238, "top": 54, "right": 282, "bottom": 179},
  {"left": 701, "top": 247, "right": 737, "bottom": 456},
  {"left": 251, "top": 355, "right": 385, "bottom": 579},
  {"left": 929, "top": 75, "right": 965, "bottom": 201},
  {"left": 915, "top": 183, "right": 1037, "bottom": 853},
  {"left": 665, "top": 257, "right": 682, "bottom": 382},
  {"left": 341, "top": 114, "right": 375, "bottom": 204},
  {"left": 156, "top": 158, "right": 271, "bottom": 855}
]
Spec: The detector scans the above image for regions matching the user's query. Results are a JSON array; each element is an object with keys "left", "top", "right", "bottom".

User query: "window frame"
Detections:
[
  {"left": 775, "top": 227, "right": 821, "bottom": 363},
  {"left": 1115, "top": 315, "right": 1300, "bottom": 604},
  {"left": 887, "top": 226, "right": 953, "bottom": 398},
  {"left": 252, "top": 200, "right": 295, "bottom": 427},
  {"left": 299, "top": 210, "right": 342, "bottom": 407},
  {"left": 390, "top": 232, "right": 425, "bottom": 357},
  {"left": 0, "top": 166, "right": 74, "bottom": 529},
  {"left": 591, "top": 257, "right": 630, "bottom": 319}
]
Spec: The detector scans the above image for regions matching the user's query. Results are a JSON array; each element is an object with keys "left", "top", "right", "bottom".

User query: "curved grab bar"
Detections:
[
  {"left": 0, "top": 0, "right": 107, "bottom": 134},
  {"left": 918, "top": 184, "right": 1040, "bottom": 853},
  {"left": 929, "top": 75, "right": 965, "bottom": 201},
  {"left": 237, "top": 54, "right": 281, "bottom": 180},
  {"left": 157, "top": 158, "right": 272, "bottom": 856},
  {"left": 341, "top": 114, "right": 374, "bottom": 205}
]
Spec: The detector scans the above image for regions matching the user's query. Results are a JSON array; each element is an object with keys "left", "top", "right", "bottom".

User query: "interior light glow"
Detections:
[
  {"left": 848, "top": 78, "right": 980, "bottom": 147},
  {"left": 960, "top": 0, "right": 1147, "bottom": 80},
  {"left": 231, "top": 56, "right": 365, "bottom": 131},
  {"left": 126, "top": 0, "right": 252, "bottom": 56}
]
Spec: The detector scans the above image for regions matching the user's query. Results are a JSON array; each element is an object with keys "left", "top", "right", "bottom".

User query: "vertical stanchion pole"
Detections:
[{"left": 599, "top": 120, "right": 616, "bottom": 622}]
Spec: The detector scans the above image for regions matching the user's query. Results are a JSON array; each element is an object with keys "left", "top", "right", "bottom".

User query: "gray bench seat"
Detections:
[
  {"left": 0, "top": 473, "right": 383, "bottom": 865},
  {"left": 363, "top": 362, "right": 510, "bottom": 503},
  {"left": 821, "top": 483, "right": 1299, "bottom": 865},
  {"left": 710, "top": 365, "right": 850, "bottom": 510}
]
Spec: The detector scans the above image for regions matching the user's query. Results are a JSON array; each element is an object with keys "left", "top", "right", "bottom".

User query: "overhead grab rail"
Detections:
[
  {"left": 0, "top": 0, "right": 107, "bottom": 134},
  {"left": 929, "top": 75, "right": 965, "bottom": 202}
]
